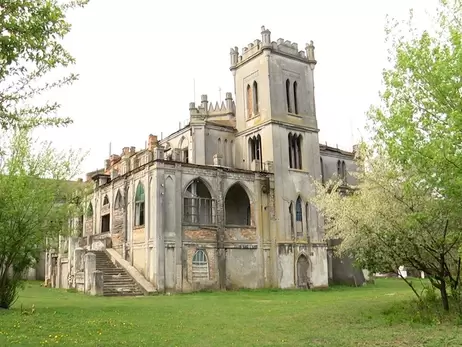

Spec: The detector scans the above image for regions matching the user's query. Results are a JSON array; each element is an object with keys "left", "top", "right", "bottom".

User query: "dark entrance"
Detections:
[
  {"left": 101, "top": 214, "right": 110, "bottom": 233},
  {"left": 297, "top": 254, "right": 310, "bottom": 289}
]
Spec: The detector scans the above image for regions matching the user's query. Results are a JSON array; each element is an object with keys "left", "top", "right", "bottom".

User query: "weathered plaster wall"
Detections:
[{"left": 226, "top": 249, "right": 258, "bottom": 289}]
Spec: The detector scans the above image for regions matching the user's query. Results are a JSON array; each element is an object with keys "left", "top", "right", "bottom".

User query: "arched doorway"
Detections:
[
  {"left": 225, "top": 183, "right": 251, "bottom": 225},
  {"left": 297, "top": 254, "right": 310, "bottom": 289}
]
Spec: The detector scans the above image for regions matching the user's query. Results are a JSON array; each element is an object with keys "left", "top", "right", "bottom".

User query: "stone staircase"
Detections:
[{"left": 93, "top": 250, "right": 144, "bottom": 297}]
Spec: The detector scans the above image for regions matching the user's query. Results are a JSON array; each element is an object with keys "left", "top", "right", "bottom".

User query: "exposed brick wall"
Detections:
[
  {"left": 184, "top": 227, "right": 216, "bottom": 241},
  {"left": 112, "top": 208, "right": 124, "bottom": 234},
  {"left": 84, "top": 218, "right": 93, "bottom": 235},
  {"left": 224, "top": 227, "right": 257, "bottom": 242}
]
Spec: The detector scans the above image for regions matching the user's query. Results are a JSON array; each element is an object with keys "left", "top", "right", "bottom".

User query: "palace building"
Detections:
[{"left": 47, "top": 26, "right": 361, "bottom": 294}]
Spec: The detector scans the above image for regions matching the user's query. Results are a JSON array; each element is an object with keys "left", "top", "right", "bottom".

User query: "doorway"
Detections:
[{"left": 297, "top": 254, "right": 310, "bottom": 289}]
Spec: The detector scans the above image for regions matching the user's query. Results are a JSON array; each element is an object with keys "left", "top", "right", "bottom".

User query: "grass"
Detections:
[{"left": 0, "top": 279, "right": 461, "bottom": 346}]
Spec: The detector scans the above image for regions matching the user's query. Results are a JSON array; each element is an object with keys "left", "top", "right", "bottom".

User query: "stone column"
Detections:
[
  {"left": 74, "top": 248, "right": 85, "bottom": 272},
  {"left": 73, "top": 248, "right": 84, "bottom": 288},
  {"left": 91, "top": 270, "right": 104, "bottom": 296},
  {"left": 84, "top": 252, "right": 96, "bottom": 293}
]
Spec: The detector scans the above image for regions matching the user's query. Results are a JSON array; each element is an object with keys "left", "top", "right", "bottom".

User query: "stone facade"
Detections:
[{"left": 54, "top": 26, "right": 358, "bottom": 293}]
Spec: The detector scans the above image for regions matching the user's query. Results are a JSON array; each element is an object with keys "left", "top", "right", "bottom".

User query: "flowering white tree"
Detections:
[{"left": 310, "top": 144, "right": 462, "bottom": 311}]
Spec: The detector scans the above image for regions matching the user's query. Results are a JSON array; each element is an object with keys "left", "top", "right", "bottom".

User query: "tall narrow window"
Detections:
[
  {"left": 293, "top": 81, "right": 298, "bottom": 114},
  {"left": 341, "top": 161, "right": 346, "bottom": 180},
  {"left": 288, "top": 133, "right": 303, "bottom": 170},
  {"left": 305, "top": 202, "right": 310, "bottom": 236},
  {"left": 134, "top": 182, "right": 145, "bottom": 226},
  {"left": 286, "top": 79, "right": 292, "bottom": 113},
  {"left": 246, "top": 84, "right": 253, "bottom": 118},
  {"left": 295, "top": 196, "right": 303, "bottom": 235},
  {"left": 192, "top": 250, "right": 209, "bottom": 280},
  {"left": 183, "top": 149, "right": 189, "bottom": 163},
  {"left": 288, "top": 134, "right": 293, "bottom": 168},
  {"left": 320, "top": 157, "right": 324, "bottom": 183},
  {"left": 337, "top": 160, "right": 341, "bottom": 178},
  {"left": 252, "top": 81, "right": 259, "bottom": 114},
  {"left": 103, "top": 195, "right": 109, "bottom": 206},
  {"left": 295, "top": 197, "right": 302, "bottom": 222},
  {"left": 249, "top": 135, "right": 262, "bottom": 170},
  {"left": 289, "top": 202, "right": 294, "bottom": 235},
  {"left": 114, "top": 190, "right": 123, "bottom": 209}
]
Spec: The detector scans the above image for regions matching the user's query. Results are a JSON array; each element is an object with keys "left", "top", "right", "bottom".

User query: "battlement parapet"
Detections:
[
  {"left": 230, "top": 26, "right": 316, "bottom": 69},
  {"left": 189, "top": 92, "right": 235, "bottom": 119}
]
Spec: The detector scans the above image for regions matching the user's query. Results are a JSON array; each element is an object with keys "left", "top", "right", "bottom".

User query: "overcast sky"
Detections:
[{"left": 35, "top": 0, "right": 439, "bottom": 177}]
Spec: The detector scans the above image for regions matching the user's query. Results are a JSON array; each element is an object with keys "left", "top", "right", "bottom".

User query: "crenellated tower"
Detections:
[
  {"left": 230, "top": 26, "right": 320, "bottom": 174},
  {"left": 230, "top": 26, "right": 317, "bottom": 136},
  {"left": 230, "top": 26, "right": 325, "bottom": 273}
]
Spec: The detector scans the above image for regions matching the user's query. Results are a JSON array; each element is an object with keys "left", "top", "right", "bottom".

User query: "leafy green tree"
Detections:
[
  {"left": 0, "top": 129, "right": 86, "bottom": 309},
  {"left": 369, "top": 0, "right": 462, "bottom": 211},
  {"left": 0, "top": 0, "right": 88, "bottom": 129},
  {"left": 311, "top": 145, "right": 462, "bottom": 312},
  {"left": 338, "top": 0, "right": 462, "bottom": 310}
]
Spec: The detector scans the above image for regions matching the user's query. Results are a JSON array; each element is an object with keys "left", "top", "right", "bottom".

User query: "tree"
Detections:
[
  {"left": 0, "top": 128, "right": 86, "bottom": 309},
  {"left": 0, "top": 0, "right": 88, "bottom": 129},
  {"left": 310, "top": 145, "right": 462, "bottom": 312},
  {"left": 368, "top": 0, "right": 462, "bottom": 214}
]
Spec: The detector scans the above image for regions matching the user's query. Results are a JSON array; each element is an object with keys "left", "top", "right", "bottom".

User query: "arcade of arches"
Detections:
[{"left": 183, "top": 179, "right": 252, "bottom": 227}]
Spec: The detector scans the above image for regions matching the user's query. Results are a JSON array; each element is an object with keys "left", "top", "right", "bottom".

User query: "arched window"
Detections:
[
  {"left": 86, "top": 203, "right": 93, "bottom": 218},
  {"left": 288, "top": 133, "right": 303, "bottom": 170},
  {"left": 286, "top": 79, "right": 292, "bottom": 113},
  {"left": 184, "top": 179, "right": 215, "bottom": 225},
  {"left": 103, "top": 195, "right": 109, "bottom": 206},
  {"left": 320, "top": 157, "right": 324, "bottom": 183},
  {"left": 293, "top": 81, "right": 298, "bottom": 114},
  {"left": 218, "top": 138, "right": 222, "bottom": 160},
  {"left": 252, "top": 81, "right": 259, "bottom": 114},
  {"left": 337, "top": 160, "right": 342, "bottom": 177},
  {"left": 114, "top": 190, "right": 122, "bottom": 210},
  {"left": 341, "top": 161, "right": 347, "bottom": 180},
  {"left": 305, "top": 202, "right": 310, "bottom": 235},
  {"left": 134, "top": 182, "right": 145, "bottom": 226},
  {"left": 289, "top": 202, "right": 294, "bottom": 235},
  {"left": 179, "top": 136, "right": 189, "bottom": 163},
  {"left": 246, "top": 84, "right": 253, "bottom": 118},
  {"left": 192, "top": 250, "right": 209, "bottom": 280},
  {"left": 248, "top": 134, "right": 262, "bottom": 171},
  {"left": 295, "top": 196, "right": 302, "bottom": 222}
]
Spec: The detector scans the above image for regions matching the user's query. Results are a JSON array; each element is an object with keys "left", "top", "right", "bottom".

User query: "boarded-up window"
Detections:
[{"left": 246, "top": 84, "right": 253, "bottom": 118}]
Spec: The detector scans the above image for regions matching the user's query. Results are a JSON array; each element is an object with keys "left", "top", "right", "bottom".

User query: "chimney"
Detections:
[{"left": 148, "top": 134, "right": 158, "bottom": 151}]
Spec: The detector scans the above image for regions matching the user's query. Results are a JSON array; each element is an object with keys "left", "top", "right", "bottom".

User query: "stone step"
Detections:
[
  {"left": 86, "top": 250, "right": 145, "bottom": 297},
  {"left": 104, "top": 287, "right": 143, "bottom": 293},
  {"left": 104, "top": 281, "right": 137, "bottom": 289},
  {"left": 99, "top": 270, "right": 125, "bottom": 273},
  {"left": 103, "top": 279, "right": 135, "bottom": 284},
  {"left": 104, "top": 276, "right": 133, "bottom": 282},
  {"left": 103, "top": 292, "right": 144, "bottom": 297}
]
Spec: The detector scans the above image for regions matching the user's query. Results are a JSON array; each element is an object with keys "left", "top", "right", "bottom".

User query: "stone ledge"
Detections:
[{"left": 105, "top": 248, "right": 157, "bottom": 295}]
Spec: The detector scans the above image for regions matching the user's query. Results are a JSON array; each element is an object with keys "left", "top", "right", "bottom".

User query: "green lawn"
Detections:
[{"left": 0, "top": 279, "right": 460, "bottom": 346}]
